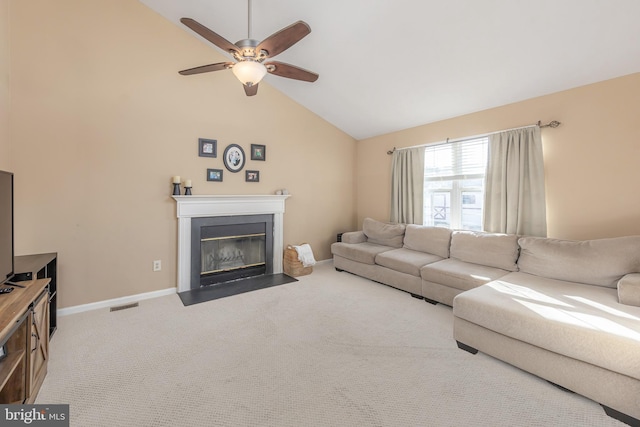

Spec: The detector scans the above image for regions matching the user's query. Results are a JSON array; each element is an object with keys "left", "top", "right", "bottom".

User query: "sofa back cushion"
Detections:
[
  {"left": 450, "top": 231, "right": 520, "bottom": 271},
  {"left": 362, "top": 218, "right": 406, "bottom": 248},
  {"left": 403, "top": 225, "right": 452, "bottom": 258},
  {"left": 518, "top": 236, "right": 640, "bottom": 288}
]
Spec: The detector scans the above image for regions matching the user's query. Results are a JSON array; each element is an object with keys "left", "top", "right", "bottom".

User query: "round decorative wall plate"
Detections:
[{"left": 223, "top": 144, "right": 245, "bottom": 173}]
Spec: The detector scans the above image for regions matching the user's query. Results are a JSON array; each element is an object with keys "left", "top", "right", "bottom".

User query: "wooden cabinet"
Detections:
[
  {"left": 0, "top": 279, "right": 50, "bottom": 404},
  {"left": 14, "top": 253, "right": 58, "bottom": 338}
]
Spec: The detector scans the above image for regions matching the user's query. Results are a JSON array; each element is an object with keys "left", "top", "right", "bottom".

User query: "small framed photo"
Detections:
[
  {"left": 198, "top": 138, "right": 217, "bottom": 158},
  {"left": 246, "top": 170, "right": 260, "bottom": 182},
  {"left": 223, "top": 144, "right": 246, "bottom": 173},
  {"left": 251, "top": 144, "right": 266, "bottom": 161},
  {"left": 207, "top": 168, "right": 223, "bottom": 182}
]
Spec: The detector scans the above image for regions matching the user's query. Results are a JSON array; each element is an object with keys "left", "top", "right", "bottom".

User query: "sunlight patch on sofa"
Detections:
[
  {"left": 489, "top": 281, "right": 573, "bottom": 307},
  {"left": 565, "top": 295, "right": 640, "bottom": 321},
  {"left": 514, "top": 299, "right": 640, "bottom": 340}
]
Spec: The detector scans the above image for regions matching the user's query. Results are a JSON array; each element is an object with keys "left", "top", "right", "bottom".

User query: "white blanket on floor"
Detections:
[{"left": 293, "top": 244, "right": 316, "bottom": 267}]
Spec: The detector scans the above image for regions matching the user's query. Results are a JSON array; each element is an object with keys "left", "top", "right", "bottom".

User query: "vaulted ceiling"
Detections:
[{"left": 139, "top": 0, "right": 640, "bottom": 140}]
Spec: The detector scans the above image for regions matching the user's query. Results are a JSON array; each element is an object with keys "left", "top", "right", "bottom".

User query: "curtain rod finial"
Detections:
[{"left": 539, "top": 120, "right": 561, "bottom": 128}]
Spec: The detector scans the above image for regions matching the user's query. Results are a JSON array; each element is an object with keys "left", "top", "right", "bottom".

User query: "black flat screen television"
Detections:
[{"left": 0, "top": 170, "right": 14, "bottom": 285}]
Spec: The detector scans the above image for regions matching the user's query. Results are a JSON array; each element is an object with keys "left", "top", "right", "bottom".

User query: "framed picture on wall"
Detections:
[
  {"left": 251, "top": 144, "right": 266, "bottom": 161},
  {"left": 246, "top": 170, "right": 260, "bottom": 182},
  {"left": 198, "top": 138, "right": 217, "bottom": 158},
  {"left": 207, "top": 168, "right": 223, "bottom": 182},
  {"left": 223, "top": 144, "right": 246, "bottom": 172}
]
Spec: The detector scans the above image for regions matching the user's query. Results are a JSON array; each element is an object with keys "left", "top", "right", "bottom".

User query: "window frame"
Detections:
[{"left": 423, "top": 137, "right": 488, "bottom": 230}]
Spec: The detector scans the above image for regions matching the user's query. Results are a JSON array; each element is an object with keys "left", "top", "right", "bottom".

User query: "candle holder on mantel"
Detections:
[
  {"left": 184, "top": 186, "right": 192, "bottom": 196},
  {"left": 172, "top": 176, "right": 181, "bottom": 196}
]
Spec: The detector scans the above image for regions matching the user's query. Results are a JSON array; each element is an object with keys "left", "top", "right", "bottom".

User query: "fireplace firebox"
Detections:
[{"left": 190, "top": 214, "right": 274, "bottom": 289}]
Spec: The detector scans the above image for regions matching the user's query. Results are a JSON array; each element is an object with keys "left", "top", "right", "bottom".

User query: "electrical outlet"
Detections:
[{"left": 153, "top": 260, "right": 162, "bottom": 272}]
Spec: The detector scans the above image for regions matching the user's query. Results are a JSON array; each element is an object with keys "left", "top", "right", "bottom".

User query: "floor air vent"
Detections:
[{"left": 110, "top": 302, "right": 139, "bottom": 312}]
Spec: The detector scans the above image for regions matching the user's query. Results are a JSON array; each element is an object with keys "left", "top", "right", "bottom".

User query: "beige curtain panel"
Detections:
[
  {"left": 390, "top": 147, "right": 425, "bottom": 224},
  {"left": 483, "top": 126, "right": 547, "bottom": 237}
]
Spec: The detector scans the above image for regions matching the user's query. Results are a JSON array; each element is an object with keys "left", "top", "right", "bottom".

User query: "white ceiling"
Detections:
[{"left": 139, "top": 0, "right": 640, "bottom": 140}]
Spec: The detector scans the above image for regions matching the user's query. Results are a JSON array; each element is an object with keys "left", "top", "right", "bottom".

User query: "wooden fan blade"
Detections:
[
  {"left": 256, "top": 21, "right": 311, "bottom": 58},
  {"left": 244, "top": 83, "right": 259, "bottom": 96},
  {"left": 265, "top": 61, "right": 318, "bottom": 82},
  {"left": 180, "top": 18, "right": 239, "bottom": 55},
  {"left": 179, "top": 62, "right": 233, "bottom": 75}
]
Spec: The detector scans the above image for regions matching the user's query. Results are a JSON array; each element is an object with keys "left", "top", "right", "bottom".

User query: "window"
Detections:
[{"left": 423, "top": 137, "right": 488, "bottom": 230}]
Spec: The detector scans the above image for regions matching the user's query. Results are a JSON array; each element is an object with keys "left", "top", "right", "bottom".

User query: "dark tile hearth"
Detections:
[{"left": 178, "top": 273, "right": 298, "bottom": 306}]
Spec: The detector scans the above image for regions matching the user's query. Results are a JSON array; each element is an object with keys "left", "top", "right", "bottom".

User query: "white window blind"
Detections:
[{"left": 424, "top": 137, "right": 488, "bottom": 182}]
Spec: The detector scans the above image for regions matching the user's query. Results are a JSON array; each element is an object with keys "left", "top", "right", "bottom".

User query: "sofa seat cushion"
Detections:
[
  {"left": 450, "top": 231, "right": 520, "bottom": 272},
  {"left": 454, "top": 272, "right": 640, "bottom": 381},
  {"left": 331, "top": 242, "right": 394, "bottom": 265},
  {"left": 375, "top": 248, "right": 444, "bottom": 277},
  {"left": 518, "top": 235, "right": 640, "bottom": 288},
  {"left": 420, "top": 259, "right": 510, "bottom": 292}
]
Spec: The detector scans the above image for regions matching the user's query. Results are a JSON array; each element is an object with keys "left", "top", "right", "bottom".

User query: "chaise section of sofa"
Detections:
[{"left": 453, "top": 235, "right": 640, "bottom": 424}]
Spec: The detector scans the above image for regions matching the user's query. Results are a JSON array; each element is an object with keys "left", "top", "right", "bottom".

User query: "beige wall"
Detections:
[
  {"left": 9, "top": 0, "right": 639, "bottom": 309},
  {"left": 9, "top": 0, "right": 356, "bottom": 308},
  {"left": 0, "top": 0, "right": 9, "bottom": 171},
  {"left": 357, "top": 73, "right": 640, "bottom": 240}
]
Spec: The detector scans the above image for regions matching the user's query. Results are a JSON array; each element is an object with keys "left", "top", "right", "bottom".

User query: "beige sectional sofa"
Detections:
[{"left": 331, "top": 218, "right": 640, "bottom": 426}]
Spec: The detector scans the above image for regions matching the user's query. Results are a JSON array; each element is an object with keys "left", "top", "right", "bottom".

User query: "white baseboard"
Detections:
[
  {"left": 57, "top": 264, "right": 331, "bottom": 317},
  {"left": 58, "top": 287, "right": 177, "bottom": 317}
]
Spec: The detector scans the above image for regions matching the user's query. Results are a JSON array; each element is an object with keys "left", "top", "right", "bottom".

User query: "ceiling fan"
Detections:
[{"left": 178, "top": 0, "right": 319, "bottom": 96}]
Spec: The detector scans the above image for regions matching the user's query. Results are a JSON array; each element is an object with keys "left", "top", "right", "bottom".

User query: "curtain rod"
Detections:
[{"left": 386, "top": 120, "right": 561, "bottom": 155}]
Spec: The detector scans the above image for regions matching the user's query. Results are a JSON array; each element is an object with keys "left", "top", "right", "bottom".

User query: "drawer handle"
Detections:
[{"left": 31, "top": 333, "right": 39, "bottom": 353}]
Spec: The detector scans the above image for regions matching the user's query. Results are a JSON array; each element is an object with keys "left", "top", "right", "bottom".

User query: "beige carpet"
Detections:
[{"left": 37, "top": 262, "right": 624, "bottom": 426}]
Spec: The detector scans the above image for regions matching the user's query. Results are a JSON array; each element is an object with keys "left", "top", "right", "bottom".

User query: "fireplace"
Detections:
[
  {"left": 191, "top": 215, "right": 273, "bottom": 289},
  {"left": 173, "top": 195, "right": 289, "bottom": 293}
]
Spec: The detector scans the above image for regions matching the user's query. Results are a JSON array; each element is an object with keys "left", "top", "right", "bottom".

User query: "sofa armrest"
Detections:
[
  {"left": 618, "top": 273, "right": 640, "bottom": 307},
  {"left": 341, "top": 231, "right": 367, "bottom": 244}
]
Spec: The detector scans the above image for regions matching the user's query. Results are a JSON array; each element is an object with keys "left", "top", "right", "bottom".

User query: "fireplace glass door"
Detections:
[
  {"left": 192, "top": 216, "right": 273, "bottom": 288},
  {"left": 201, "top": 233, "right": 266, "bottom": 275}
]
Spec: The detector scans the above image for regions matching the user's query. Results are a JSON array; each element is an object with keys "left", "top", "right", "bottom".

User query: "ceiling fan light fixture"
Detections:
[{"left": 232, "top": 61, "right": 267, "bottom": 86}]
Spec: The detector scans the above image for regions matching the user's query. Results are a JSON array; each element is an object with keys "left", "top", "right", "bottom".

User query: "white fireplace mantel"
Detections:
[{"left": 173, "top": 195, "right": 290, "bottom": 292}]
